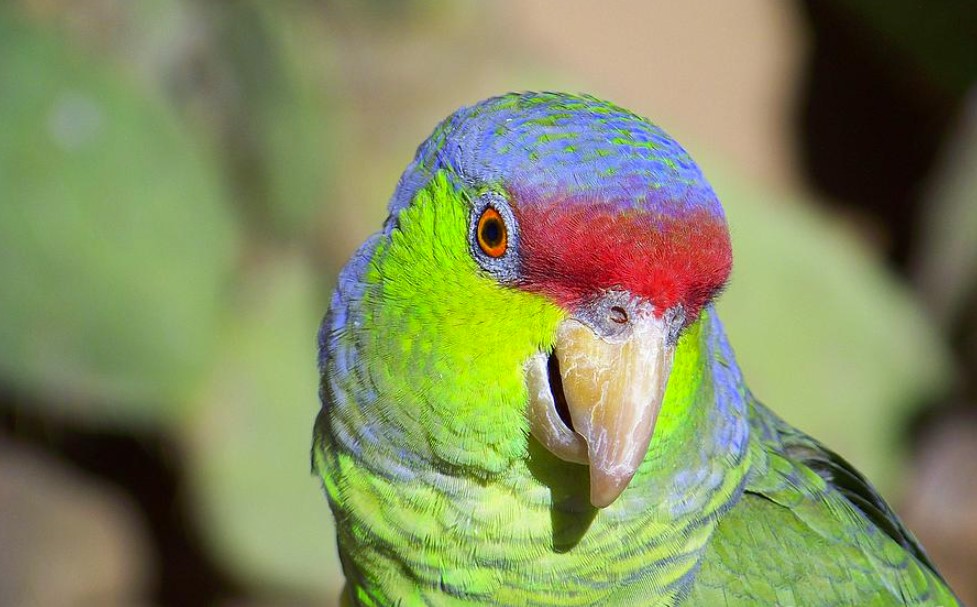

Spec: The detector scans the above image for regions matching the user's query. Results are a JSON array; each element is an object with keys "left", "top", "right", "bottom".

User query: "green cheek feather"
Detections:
[{"left": 361, "top": 171, "right": 565, "bottom": 469}]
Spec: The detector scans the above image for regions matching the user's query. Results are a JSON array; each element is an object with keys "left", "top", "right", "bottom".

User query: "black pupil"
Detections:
[{"left": 481, "top": 217, "right": 503, "bottom": 247}]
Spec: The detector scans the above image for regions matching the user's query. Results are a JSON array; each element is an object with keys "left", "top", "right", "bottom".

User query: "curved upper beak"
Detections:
[{"left": 526, "top": 301, "right": 678, "bottom": 508}]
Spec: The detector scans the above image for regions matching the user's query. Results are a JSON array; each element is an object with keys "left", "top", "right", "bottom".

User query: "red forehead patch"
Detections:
[{"left": 514, "top": 201, "right": 732, "bottom": 319}]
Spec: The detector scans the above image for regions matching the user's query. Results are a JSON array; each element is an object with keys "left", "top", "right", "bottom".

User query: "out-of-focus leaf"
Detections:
[
  {"left": 211, "top": 1, "right": 336, "bottom": 240},
  {"left": 183, "top": 254, "right": 341, "bottom": 597},
  {"left": 0, "top": 8, "right": 239, "bottom": 423},
  {"left": 710, "top": 159, "right": 950, "bottom": 492}
]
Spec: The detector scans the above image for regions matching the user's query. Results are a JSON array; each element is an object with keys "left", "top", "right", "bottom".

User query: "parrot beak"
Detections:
[{"left": 526, "top": 299, "right": 678, "bottom": 508}]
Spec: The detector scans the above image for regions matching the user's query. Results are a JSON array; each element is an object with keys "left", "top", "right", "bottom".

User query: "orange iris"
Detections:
[{"left": 476, "top": 207, "right": 507, "bottom": 258}]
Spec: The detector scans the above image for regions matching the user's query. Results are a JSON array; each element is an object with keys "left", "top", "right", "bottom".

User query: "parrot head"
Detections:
[{"left": 327, "top": 92, "right": 732, "bottom": 508}]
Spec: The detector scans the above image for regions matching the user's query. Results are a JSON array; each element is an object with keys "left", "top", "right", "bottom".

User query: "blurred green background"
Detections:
[{"left": 2, "top": 1, "right": 976, "bottom": 605}]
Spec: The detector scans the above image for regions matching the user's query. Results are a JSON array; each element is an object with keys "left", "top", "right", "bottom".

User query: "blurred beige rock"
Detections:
[
  {"left": 902, "top": 413, "right": 977, "bottom": 606},
  {"left": 0, "top": 439, "right": 154, "bottom": 606},
  {"left": 502, "top": 0, "right": 806, "bottom": 190}
]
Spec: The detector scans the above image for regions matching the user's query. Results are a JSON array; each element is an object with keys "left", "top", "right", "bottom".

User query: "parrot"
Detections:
[{"left": 312, "top": 92, "right": 959, "bottom": 606}]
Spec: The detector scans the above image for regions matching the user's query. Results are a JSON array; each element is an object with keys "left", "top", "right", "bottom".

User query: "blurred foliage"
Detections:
[
  {"left": 1, "top": 0, "right": 342, "bottom": 598},
  {"left": 184, "top": 253, "right": 342, "bottom": 595},
  {"left": 206, "top": 1, "right": 337, "bottom": 240},
  {"left": 0, "top": 6, "right": 238, "bottom": 422},
  {"left": 0, "top": 1, "right": 971, "bottom": 605},
  {"left": 711, "top": 160, "right": 948, "bottom": 490}
]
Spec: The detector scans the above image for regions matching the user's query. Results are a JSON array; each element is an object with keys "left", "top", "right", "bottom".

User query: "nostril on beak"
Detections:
[{"left": 609, "top": 306, "right": 628, "bottom": 325}]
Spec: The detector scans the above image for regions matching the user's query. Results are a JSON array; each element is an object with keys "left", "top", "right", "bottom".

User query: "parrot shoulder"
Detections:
[
  {"left": 685, "top": 400, "right": 958, "bottom": 606},
  {"left": 744, "top": 401, "right": 939, "bottom": 574}
]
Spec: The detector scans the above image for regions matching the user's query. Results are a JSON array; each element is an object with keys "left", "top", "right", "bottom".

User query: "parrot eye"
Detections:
[
  {"left": 469, "top": 191, "right": 519, "bottom": 282},
  {"left": 476, "top": 207, "right": 507, "bottom": 257}
]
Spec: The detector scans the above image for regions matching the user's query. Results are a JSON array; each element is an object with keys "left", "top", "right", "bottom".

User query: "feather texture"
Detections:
[{"left": 313, "top": 93, "right": 959, "bottom": 606}]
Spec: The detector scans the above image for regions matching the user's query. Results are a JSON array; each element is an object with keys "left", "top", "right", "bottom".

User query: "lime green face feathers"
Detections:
[
  {"left": 313, "top": 93, "right": 959, "bottom": 606},
  {"left": 351, "top": 171, "right": 565, "bottom": 470}
]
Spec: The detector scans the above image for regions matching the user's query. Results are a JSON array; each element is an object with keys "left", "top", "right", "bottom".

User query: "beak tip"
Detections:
[{"left": 589, "top": 469, "right": 634, "bottom": 508}]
